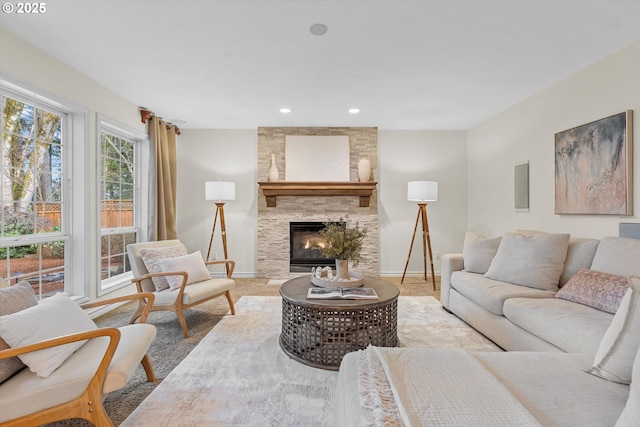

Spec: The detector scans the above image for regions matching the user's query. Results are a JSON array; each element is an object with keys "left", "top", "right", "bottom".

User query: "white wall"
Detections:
[
  {"left": 8, "top": 26, "right": 637, "bottom": 280},
  {"left": 176, "top": 130, "right": 258, "bottom": 277},
  {"left": 378, "top": 131, "right": 468, "bottom": 275},
  {"left": 0, "top": 28, "right": 146, "bottom": 300},
  {"left": 177, "top": 129, "right": 467, "bottom": 277},
  {"left": 467, "top": 40, "right": 640, "bottom": 239},
  {"left": 0, "top": 29, "right": 143, "bottom": 133}
]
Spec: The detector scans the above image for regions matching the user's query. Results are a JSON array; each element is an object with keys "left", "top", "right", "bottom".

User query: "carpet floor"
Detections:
[
  {"left": 121, "top": 296, "right": 499, "bottom": 426},
  {"left": 45, "top": 276, "right": 487, "bottom": 426}
]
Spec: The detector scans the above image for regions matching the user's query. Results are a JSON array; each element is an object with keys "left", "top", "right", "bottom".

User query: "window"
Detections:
[
  {"left": 98, "top": 118, "right": 146, "bottom": 292},
  {"left": 1, "top": 94, "right": 68, "bottom": 300}
]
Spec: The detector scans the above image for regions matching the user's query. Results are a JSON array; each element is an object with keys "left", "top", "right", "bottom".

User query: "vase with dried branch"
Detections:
[{"left": 319, "top": 216, "right": 367, "bottom": 280}]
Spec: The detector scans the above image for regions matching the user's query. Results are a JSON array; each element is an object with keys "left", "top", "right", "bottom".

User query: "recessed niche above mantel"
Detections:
[{"left": 258, "top": 181, "right": 378, "bottom": 207}]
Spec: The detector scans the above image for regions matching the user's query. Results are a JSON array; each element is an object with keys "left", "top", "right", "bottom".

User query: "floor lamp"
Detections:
[
  {"left": 205, "top": 181, "right": 235, "bottom": 276},
  {"left": 401, "top": 180, "right": 438, "bottom": 291}
]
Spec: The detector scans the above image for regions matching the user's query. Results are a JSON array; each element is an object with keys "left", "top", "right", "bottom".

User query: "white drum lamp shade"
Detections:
[
  {"left": 407, "top": 181, "right": 438, "bottom": 202},
  {"left": 205, "top": 181, "right": 236, "bottom": 202}
]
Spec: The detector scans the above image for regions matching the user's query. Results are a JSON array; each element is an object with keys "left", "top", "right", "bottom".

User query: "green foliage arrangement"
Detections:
[{"left": 319, "top": 216, "right": 368, "bottom": 265}]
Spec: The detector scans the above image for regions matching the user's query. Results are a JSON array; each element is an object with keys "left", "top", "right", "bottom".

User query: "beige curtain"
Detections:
[{"left": 149, "top": 116, "right": 178, "bottom": 240}]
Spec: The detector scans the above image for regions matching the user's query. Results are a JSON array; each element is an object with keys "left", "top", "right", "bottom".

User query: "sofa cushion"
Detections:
[
  {"left": 462, "top": 232, "right": 501, "bottom": 274},
  {"left": 556, "top": 268, "right": 630, "bottom": 314},
  {"left": 485, "top": 232, "right": 570, "bottom": 291},
  {"left": 139, "top": 244, "right": 188, "bottom": 291},
  {"left": 451, "top": 271, "right": 555, "bottom": 316},
  {"left": 151, "top": 277, "right": 235, "bottom": 306},
  {"left": 590, "top": 237, "right": 640, "bottom": 277},
  {"left": 157, "top": 250, "right": 211, "bottom": 290},
  {"left": 474, "top": 351, "right": 629, "bottom": 427},
  {"left": 503, "top": 297, "right": 612, "bottom": 355},
  {"left": 560, "top": 238, "right": 600, "bottom": 286},
  {"left": 367, "top": 348, "right": 540, "bottom": 426},
  {"left": 586, "top": 279, "right": 640, "bottom": 384},
  {"left": 0, "top": 281, "right": 38, "bottom": 383},
  {"left": 0, "top": 293, "right": 97, "bottom": 378},
  {"left": 616, "top": 342, "right": 640, "bottom": 425},
  {"left": 101, "top": 324, "right": 157, "bottom": 393}
]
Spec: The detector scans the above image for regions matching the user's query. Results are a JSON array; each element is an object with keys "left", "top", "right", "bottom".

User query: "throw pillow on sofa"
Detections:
[
  {"left": 590, "top": 236, "right": 640, "bottom": 277},
  {"left": 462, "top": 232, "right": 501, "bottom": 274},
  {"left": 0, "top": 281, "right": 38, "bottom": 383},
  {"left": 0, "top": 292, "right": 97, "bottom": 378},
  {"left": 484, "top": 231, "right": 570, "bottom": 291},
  {"left": 556, "top": 268, "right": 630, "bottom": 314},
  {"left": 586, "top": 277, "right": 640, "bottom": 384}
]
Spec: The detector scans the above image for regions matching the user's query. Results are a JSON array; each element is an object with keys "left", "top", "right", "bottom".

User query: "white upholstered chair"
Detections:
[
  {"left": 0, "top": 285, "right": 156, "bottom": 427},
  {"left": 126, "top": 239, "right": 236, "bottom": 338}
]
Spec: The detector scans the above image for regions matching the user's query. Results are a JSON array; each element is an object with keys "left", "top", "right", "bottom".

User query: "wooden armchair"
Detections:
[
  {"left": 0, "top": 292, "right": 157, "bottom": 427},
  {"left": 126, "top": 239, "right": 236, "bottom": 338}
]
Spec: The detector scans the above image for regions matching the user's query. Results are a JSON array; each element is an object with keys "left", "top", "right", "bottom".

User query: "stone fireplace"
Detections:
[{"left": 257, "top": 127, "right": 379, "bottom": 279}]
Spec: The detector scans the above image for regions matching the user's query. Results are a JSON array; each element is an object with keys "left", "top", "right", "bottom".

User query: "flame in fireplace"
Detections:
[{"left": 304, "top": 239, "right": 326, "bottom": 250}]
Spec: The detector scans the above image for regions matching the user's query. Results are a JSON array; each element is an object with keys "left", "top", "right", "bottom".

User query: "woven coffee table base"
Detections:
[{"left": 279, "top": 297, "right": 398, "bottom": 370}]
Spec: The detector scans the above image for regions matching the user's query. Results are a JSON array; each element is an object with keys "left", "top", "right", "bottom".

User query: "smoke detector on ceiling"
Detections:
[{"left": 310, "top": 23, "right": 328, "bottom": 36}]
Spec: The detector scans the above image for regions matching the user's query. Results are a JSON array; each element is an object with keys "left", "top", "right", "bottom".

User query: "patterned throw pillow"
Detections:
[
  {"left": 0, "top": 281, "right": 39, "bottom": 383},
  {"left": 556, "top": 269, "right": 630, "bottom": 314},
  {"left": 139, "top": 244, "right": 188, "bottom": 291}
]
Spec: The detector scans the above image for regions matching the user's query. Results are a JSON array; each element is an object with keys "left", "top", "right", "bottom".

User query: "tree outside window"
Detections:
[{"left": 1, "top": 95, "right": 66, "bottom": 299}]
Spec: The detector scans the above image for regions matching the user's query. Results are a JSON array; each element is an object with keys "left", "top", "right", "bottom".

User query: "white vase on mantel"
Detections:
[
  {"left": 357, "top": 157, "right": 371, "bottom": 182},
  {"left": 268, "top": 154, "right": 279, "bottom": 182},
  {"left": 335, "top": 259, "right": 350, "bottom": 280}
]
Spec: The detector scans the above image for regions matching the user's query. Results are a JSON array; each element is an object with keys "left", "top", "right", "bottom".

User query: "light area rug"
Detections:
[{"left": 121, "top": 296, "right": 500, "bottom": 426}]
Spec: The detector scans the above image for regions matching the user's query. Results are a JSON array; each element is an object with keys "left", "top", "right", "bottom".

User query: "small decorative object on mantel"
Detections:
[
  {"left": 268, "top": 153, "right": 279, "bottom": 182},
  {"left": 357, "top": 157, "right": 372, "bottom": 182},
  {"left": 318, "top": 215, "right": 368, "bottom": 284}
]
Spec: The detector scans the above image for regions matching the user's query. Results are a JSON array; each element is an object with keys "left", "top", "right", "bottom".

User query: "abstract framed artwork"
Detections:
[
  {"left": 285, "top": 135, "right": 350, "bottom": 181},
  {"left": 555, "top": 110, "right": 633, "bottom": 215}
]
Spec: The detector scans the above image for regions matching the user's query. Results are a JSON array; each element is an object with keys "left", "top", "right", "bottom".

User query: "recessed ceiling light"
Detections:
[
  {"left": 310, "top": 23, "right": 328, "bottom": 36},
  {"left": 348, "top": 108, "right": 360, "bottom": 114},
  {"left": 280, "top": 107, "right": 292, "bottom": 114},
  {"left": 169, "top": 118, "right": 187, "bottom": 125}
]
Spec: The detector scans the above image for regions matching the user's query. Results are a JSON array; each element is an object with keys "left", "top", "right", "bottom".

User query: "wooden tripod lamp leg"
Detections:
[
  {"left": 422, "top": 204, "right": 437, "bottom": 291},
  {"left": 402, "top": 203, "right": 437, "bottom": 291},
  {"left": 206, "top": 202, "right": 230, "bottom": 277},
  {"left": 217, "top": 202, "right": 230, "bottom": 277},
  {"left": 401, "top": 205, "right": 423, "bottom": 284},
  {"left": 206, "top": 204, "right": 221, "bottom": 262}
]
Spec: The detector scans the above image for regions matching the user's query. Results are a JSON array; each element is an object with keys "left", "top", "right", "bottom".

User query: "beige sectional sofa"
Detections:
[
  {"left": 441, "top": 234, "right": 640, "bottom": 354},
  {"left": 334, "top": 232, "right": 640, "bottom": 426}
]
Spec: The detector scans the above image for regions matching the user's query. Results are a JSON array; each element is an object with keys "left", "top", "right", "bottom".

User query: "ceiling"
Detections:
[{"left": 2, "top": 0, "right": 640, "bottom": 130}]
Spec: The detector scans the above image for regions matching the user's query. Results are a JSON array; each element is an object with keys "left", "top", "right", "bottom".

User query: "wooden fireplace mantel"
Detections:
[{"left": 258, "top": 181, "right": 378, "bottom": 207}]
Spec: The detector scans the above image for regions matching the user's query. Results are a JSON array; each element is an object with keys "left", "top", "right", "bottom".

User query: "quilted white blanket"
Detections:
[{"left": 357, "top": 346, "right": 542, "bottom": 427}]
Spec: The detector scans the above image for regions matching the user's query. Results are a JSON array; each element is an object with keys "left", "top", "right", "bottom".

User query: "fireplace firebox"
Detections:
[{"left": 289, "top": 222, "right": 335, "bottom": 272}]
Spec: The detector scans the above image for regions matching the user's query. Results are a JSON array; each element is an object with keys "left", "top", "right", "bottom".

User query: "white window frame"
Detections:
[
  {"left": 96, "top": 115, "right": 150, "bottom": 296},
  {"left": 1, "top": 75, "right": 89, "bottom": 301}
]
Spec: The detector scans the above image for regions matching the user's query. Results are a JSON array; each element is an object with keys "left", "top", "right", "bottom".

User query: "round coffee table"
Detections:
[{"left": 279, "top": 275, "right": 399, "bottom": 370}]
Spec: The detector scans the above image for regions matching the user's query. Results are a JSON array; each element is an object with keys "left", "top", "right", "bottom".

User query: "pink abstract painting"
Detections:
[{"left": 555, "top": 111, "right": 632, "bottom": 215}]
